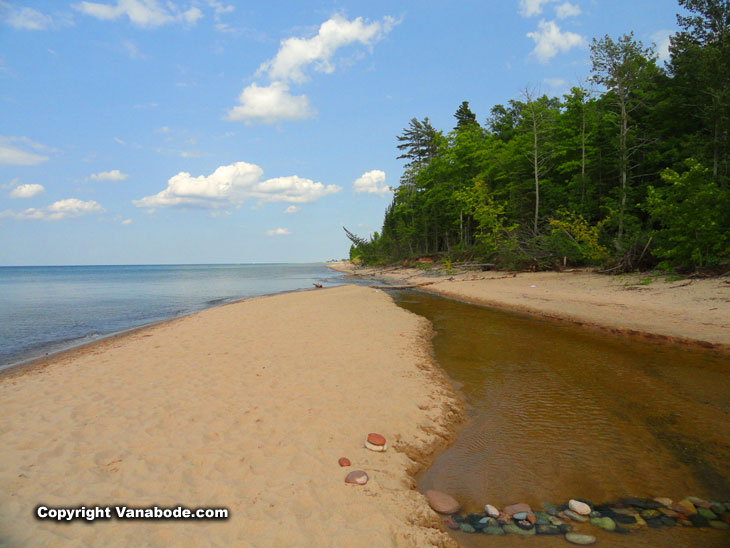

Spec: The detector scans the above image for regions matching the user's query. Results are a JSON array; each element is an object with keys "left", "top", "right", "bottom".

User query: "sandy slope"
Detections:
[
  {"left": 0, "top": 285, "right": 464, "bottom": 548},
  {"left": 328, "top": 262, "right": 730, "bottom": 350}
]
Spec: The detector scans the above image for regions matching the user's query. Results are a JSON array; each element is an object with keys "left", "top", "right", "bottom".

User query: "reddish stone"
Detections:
[
  {"left": 425, "top": 490, "right": 460, "bottom": 514},
  {"left": 526, "top": 513, "right": 536, "bottom": 524},
  {"left": 367, "top": 433, "right": 386, "bottom": 446},
  {"left": 345, "top": 470, "right": 368, "bottom": 485},
  {"left": 338, "top": 457, "right": 351, "bottom": 467},
  {"left": 498, "top": 513, "right": 512, "bottom": 524},
  {"left": 504, "top": 503, "right": 532, "bottom": 516},
  {"left": 674, "top": 499, "right": 697, "bottom": 516}
]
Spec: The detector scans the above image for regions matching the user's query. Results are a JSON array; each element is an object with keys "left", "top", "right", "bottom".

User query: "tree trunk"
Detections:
[
  {"left": 532, "top": 105, "right": 540, "bottom": 234},
  {"left": 617, "top": 87, "right": 629, "bottom": 246}
]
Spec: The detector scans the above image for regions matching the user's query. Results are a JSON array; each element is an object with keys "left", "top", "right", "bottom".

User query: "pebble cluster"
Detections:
[
  {"left": 341, "top": 432, "right": 388, "bottom": 486},
  {"left": 425, "top": 492, "right": 730, "bottom": 545}
]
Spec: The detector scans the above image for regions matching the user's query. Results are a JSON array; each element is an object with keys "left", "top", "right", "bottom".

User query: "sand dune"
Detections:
[{"left": 0, "top": 285, "right": 464, "bottom": 548}]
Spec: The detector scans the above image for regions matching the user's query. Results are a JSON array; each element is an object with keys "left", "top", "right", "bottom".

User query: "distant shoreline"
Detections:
[{"left": 327, "top": 261, "right": 730, "bottom": 353}]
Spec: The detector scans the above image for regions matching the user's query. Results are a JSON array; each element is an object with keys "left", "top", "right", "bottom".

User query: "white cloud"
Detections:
[
  {"left": 89, "top": 169, "right": 128, "bottom": 181},
  {"left": 10, "top": 183, "right": 45, "bottom": 198},
  {"left": 652, "top": 29, "right": 674, "bottom": 64},
  {"left": 73, "top": 0, "right": 203, "bottom": 28},
  {"left": 266, "top": 227, "right": 291, "bottom": 236},
  {"left": 258, "top": 14, "right": 396, "bottom": 84},
  {"left": 0, "top": 136, "right": 50, "bottom": 165},
  {"left": 2, "top": 3, "right": 54, "bottom": 30},
  {"left": 121, "top": 218, "right": 132, "bottom": 224},
  {"left": 544, "top": 77, "right": 567, "bottom": 88},
  {"left": 0, "top": 198, "right": 105, "bottom": 221},
  {"left": 519, "top": 0, "right": 553, "bottom": 17},
  {"left": 122, "top": 40, "right": 146, "bottom": 59},
  {"left": 226, "top": 82, "right": 314, "bottom": 124},
  {"left": 284, "top": 205, "right": 300, "bottom": 214},
  {"left": 133, "top": 161, "right": 341, "bottom": 209},
  {"left": 527, "top": 20, "right": 586, "bottom": 63},
  {"left": 353, "top": 169, "right": 392, "bottom": 197},
  {"left": 555, "top": 2, "right": 581, "bottom": 19}
]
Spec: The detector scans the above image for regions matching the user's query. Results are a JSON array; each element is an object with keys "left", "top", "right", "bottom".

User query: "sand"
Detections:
[
  {"left": 327, "top": 262, "right": 730, "bottom": 351},
  {"left": 0, "top": 285, "right": 464, "bottom": 548}
]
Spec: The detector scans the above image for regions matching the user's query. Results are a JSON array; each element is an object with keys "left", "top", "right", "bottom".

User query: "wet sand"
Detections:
[
  {"left": 328, "top": 262, "right": 730, "bottom": 351},
  {"left": 0, "top": 285, "right": 464, "bottom": 548}
]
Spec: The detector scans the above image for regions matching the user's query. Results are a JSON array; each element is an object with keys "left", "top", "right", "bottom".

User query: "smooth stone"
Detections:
[
  {"left": 364, "top": 440, "right": 387, "bottom": 452},
  {"left": 624, "top": 497, "right": 662, "bottom": 510},
  {"left": 710, "top": 502, "right": 725, "bottom": 515},
  {"left": 659, "top": 516, "right": 677, "bottom": 527},
  {"left": 484, "top": 526, "right": 505, "bottom": 535},
  {"left": 534, "top": 511, "right": 551, "bottom": 525},
  {"left": 503, "top": 523, "right": 535, "bottom": 536},
  {"left": 513, "top": 511, "right": 528, "bottom": 520},
  {"left": 565, "top": 532, "right": 596, "bottom": 545},
  {"left": 565, "top": 509, "right": 589, "bottom": 522},
  {"left": 526, "top": 513, "right": 536, "bottom": 525},
  {"left": 678, "top": 519, "right": 693, "bottom": 527},
  {"left": 697, "top": 507, "right": 717, "bottom": 520},
  {"left": 344, "top": 470, "right": 368, "bottom": 485},
  {"left": 338, "top": 457, "right": 351, "bottom": 467},
  {"left": 548, "top": 516, "right": 564, "bottom": 526},
  {"left": 516, "top": 519, "right": 533, "bottom": 530},
  {"left": 459, "top": 523, "right": 475, "bottom": 533},
  {"left": 710, "top": 520, "right": 730, "bottom": 530},
  {"left": 425, "top": 490, "right": 460, "bottom": 514},
  {"left": 536, "top": 524, "right": 561, "bottom": 535},
  {"left": 589, "top": 510, "right": 602, "bottom": 518},
  {"left": 497, "top": 513, "right": 512, "bottom": 524},
  {"left": 452, "top": 514, "right": 465, "bottom": 523},
  {"left": 645, "top": 517, "right": 664, "bottom": 528},
  {"left": 465, "top": 513, "right": 485, "bottom": 525},
  {"left": 542, "top": 502, "right": 560, "bottom": 516},
  {"left": 443, "top": 517, "right": 459, "bottom": 530},
  {"left": 366, "top": 433, "right": 386, "bottom": 446},
  {"left": 569, "top": 499, "right": 591, "bottom": 515},
  {"left": 613, "top": 513, "right": 637, "bottom": 524},
  {"left": 640, "top": 509, "right": 661, "bottom": 519},
  {"left": 484, "top": 504, "right": 500, "bottom": 518},
  {"left": 558, "top": 524, "right": 574, "bottom": 534},
  {"left": 654, "top": 497, "right": 673, "bottom": 507},
  {"left": 503, "top": 503, "right": 531, "bottom": 516},
  {"left": 674, "top": 499, "right": 697, "bottom": 516},
  {"left": 659, "top": 507, "right": 679, "bottom": 518},
  {"left": 486, "top": 517, "right": 499, "bottom": 527},
  {"left": 687, "top": 496, "right": 712, "bottom": 509},
  {"left": 590, "top": 516, "right": 616, "bottom": 531}
]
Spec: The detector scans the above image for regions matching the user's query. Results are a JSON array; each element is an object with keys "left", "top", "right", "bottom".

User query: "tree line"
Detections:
[{"left": 346, "top": 0, "right": 730, "bottom": 273}]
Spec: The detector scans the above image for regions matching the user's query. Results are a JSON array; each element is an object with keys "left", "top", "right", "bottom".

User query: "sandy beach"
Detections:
[
  {"left": 0, "top": 285, "right": 464, "bottom": 548},
  {"left": 328, "top": 262, "right": 730, "bottom": 351}
]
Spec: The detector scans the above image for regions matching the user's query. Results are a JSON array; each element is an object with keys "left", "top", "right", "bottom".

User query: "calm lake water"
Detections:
[
  {"left": 393, "top": 290, "right": 730, "bottom": 548},
  {"left": 0, "top": 263, "right": 350, "bottom": 368}
]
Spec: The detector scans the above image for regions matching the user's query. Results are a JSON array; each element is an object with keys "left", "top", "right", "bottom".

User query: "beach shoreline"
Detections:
[
  {"left": 327, "top": 261, "right": 730, "bottom": 353},
  {"left": 0, "top": 285, "right": 465, "bottom": 547}
]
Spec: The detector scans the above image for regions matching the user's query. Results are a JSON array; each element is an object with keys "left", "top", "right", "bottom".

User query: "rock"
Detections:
[
  {"left": 654, "top": 497, "right": 673, "bottom": 507},
  {"left": 548, "top": 516, "right": 565, "bottom": 526},
  {"left": 710, "top": 502, "right": 725, "bottom": 515},
  {"left": 443, "top": 517, "right": 459, "bottom": 530},
  {"left": 590, "top": 516, "right": 616, "bottom": 531},
  {"left": 367, "top": 433, "right": 386, "bottom": 446},
  {"left": 709, "top": 520, "right": 730, "bottom": 530},
  {"left": 484, "top": 526, "right": 505, "bottom": 535},
  {"left": 697, "top": 507, "right": 717, "bottom": 520},
  {"left": 425, "top": 490, "right": 460, "bottom": 514},
  {"left": 526, "top": 513, "right": 536, "bottom": 525},
  {"left": 687, "top": 496, "right": 712, "bottom": 509},
  {"left": 516, "top": 519, "right": 533, "bottom": 530},
  {"left": 364, "top": 439, "right": 387, "bottom": 452},
  {"left": 674, "top": 499, "right": 697, "bottom": 516},
  {"left": 452, "top": 513, "right": 465, "bottom": 523},
  {"left": 565, "top": 509, "right": 589, "bottom": 522},
  {"left": 569, "top": 499, "right": 591, "bottom": 515},
  {"left": 503, "top": 523, "right": 535, "bottom": 536},
  {"left": 497, "top": 513, "right": 512, "bottom": 524},
  {"left": 542, "top": 502, "right": 560, "bottom": 516},
  {"left": 465, "top": 513, "right": 486, "bottom": 528},
  {"left": 513, "top": 511, "right": 528, "bottom": 520},
  {"left": 640, "top": 509, "right": 661, "bottom": 519},
  {"left": 688, "top": 513, "right": 709, "bottom": 527},
  {"left": 678, "top": 519, "right": 693, "bottom": 527},
  {"left": 344, "top": 470, "right": 368, "bottom": 485},
  {"left": 484, "top": 504, "right": 500, "bottom": 518},
  {"left": 503, "top": 503, "right": 531, "bottom": 516},
  {"left": 558, "top": 524, "right": 574, "bottom": 534},
  {"left": 536, "top": 524, "right": 561, "bottom": 535},
  {"left": 659, "top": 516, "right": 676, "bottom": 527},
  {"left": 338, "top": 457, "right": 351, "bottom": 467},
  {"left": 658, "top": 507, "right": 679, "bottom": 518},
  {"left": 623, "top": 497, "right": 663, "bottom": 509},
  {"left": 565, "top": 532, "right": 597, "bottom": 545},
  {"left": 458, "top": 523, "right": 475, "bottom": 533},
  {"left": 613, "top": 513, "right": 637, "bottom": 524},
  {"left": 534, "top": 511, "right": 551, "bottom": 525},
  {"left": 589, "top": 510, "right": 602, "bottom": 519},
  {"left": 645, "top": 517, "right": 664, "bottom": 528},
  {"left": 486, "top": 517, "right": 500, "bottom": 527}
]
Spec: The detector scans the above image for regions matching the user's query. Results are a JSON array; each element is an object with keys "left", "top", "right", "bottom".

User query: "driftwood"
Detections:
[{"left": 368, "top": 281, "right": 437, "bottom": 289}]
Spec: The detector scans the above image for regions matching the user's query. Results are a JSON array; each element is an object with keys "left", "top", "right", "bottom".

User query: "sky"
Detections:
[{"left": 0, "top": 0, "right": 685, "bottom": 265}]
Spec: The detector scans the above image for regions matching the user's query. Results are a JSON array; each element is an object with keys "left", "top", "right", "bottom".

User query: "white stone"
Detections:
[
  {"left": 365, "top": 440, "right": 387, "bottom": 452},
  {"left": 484, "top": 504, "right": 500, "bottom": 518},
  {"left": 568, "top": 499, "right": 591, "bottom": 515}
]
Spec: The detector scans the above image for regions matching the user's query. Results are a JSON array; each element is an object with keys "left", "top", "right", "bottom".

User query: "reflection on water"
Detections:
[{"left": 393, "top": 290, "right": 730, "bottom": 548}]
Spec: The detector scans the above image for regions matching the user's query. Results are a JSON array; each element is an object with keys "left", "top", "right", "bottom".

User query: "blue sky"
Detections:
[{"left": 1, "top": 0, "right": 683, "bottom": 265}]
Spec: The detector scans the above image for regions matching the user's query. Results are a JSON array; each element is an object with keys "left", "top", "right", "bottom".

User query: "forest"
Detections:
[{"left": 345, "top": 0, "right": 730, "bottom": 273}]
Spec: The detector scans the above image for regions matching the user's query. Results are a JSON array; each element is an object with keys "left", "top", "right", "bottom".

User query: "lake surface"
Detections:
[
  {"left": 393, "top": 290, "right": 730, "bottom": 548},
  {"left": 0, "top": 263, "right": 350, "bottom": 369}
]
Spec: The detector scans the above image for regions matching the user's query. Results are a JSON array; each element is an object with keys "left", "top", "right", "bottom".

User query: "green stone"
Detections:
[
  {"left": 590, "top": 516, "right": 616, "bottom": 531},
  {"left": 458, "top": 523, "right": 475, "bottom": 533},
  {"left": 640, "top": 509, "right": 661, "bottom": 519},
  {"left": 484, "top": 526, "right": 505, "bottom": 535},
  {"left": 709, "top": 520, "right": 729, "bottom": 530},
  {"left": 503, "top": 523, "right": 536, "bottom": 536},
  {"left": 565, "top": 509, "right": 589, "bottom": 522},
  {"left": 697, "top": 508, "right": 717, "bottom": 520}
]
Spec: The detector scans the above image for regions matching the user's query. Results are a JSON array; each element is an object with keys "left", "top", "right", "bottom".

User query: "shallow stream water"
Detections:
[{"left": 393, "top": 290, "right": 730, "bottom": 548}]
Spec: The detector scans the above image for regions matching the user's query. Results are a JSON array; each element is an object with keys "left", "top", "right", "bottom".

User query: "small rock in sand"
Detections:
[
  {"left": 345, "top": 470, "right": 368, "bottom": 485},
  {"left": 484, "top": 504, "right": 500, "bottom": 518},
  {"left": 338, "top": 457, "right": 351, "bottom": 467},
  {"left": 503, "top": 503, "right": 531, "bottom": 516},
  {"left": 569, "top": 499, "right": 591, "bottom": 515},
  {"left": 365, "top": 433, "right": 387, "bottom": 452},
  {"left": 425, "top": 490, "right": 460, "bottom": 514},
  {"left": 565, "top": 532, "right": 597, "bottom": 545}
]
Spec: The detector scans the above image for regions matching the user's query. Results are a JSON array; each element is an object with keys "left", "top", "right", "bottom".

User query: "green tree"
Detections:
[{"left": 453, "top": 101, "right": 479, "bottom": 131}]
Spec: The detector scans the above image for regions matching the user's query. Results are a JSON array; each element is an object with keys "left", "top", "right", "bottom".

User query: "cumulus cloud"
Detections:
[
  {"left": 652, "top": 29, "right": 674, "bottom": 64},
  {"left": 353, "top": 170, "right": 391, "bottom": 197},
  {"left": 0, "top": 198, "right": 105, "bottom": 221},
  {"left": 88, "top": 169, "right": 128, "bottom": 181},
  {"left": 2, "top": 3, "right": 54, "bottom": 30},
  {"left": 258, "top": 14, "right": 396, "bottom": 83},
  {"left": 73, "top": 0, "right": 203, "bottom": 28},
  {"left": 284, "top": 205, "right": 300, "bottom": 214},
  {"left": 527, "top": 20, "right": 586, "bottom": 63},
  {"left": 10, "top": 183, "right": 45, "bottom": 198},
  {"left": 226, "top": 82, "right": 314, "bottom": 124},
  {"left": 518, "top": 0, "right": 553, "bottom": 17},
  {"left": 555, "top": 2, "right": 581, "bottom": 19},
  {"left": 121, "top": 218, "right": 132, "bottom": 224},
  {"left": 0, "top": 136, "right": 50, "bottom": 165},
  {"left": 266, "top": 227, "right": 291, "bottom": 236},
  {"left": 133, "top": 161, "right": 341, "bottom": 209}
]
